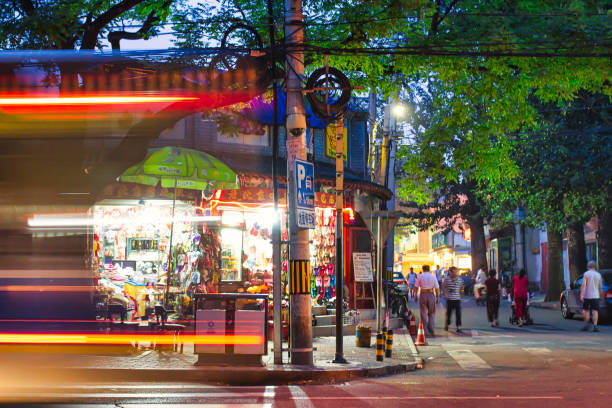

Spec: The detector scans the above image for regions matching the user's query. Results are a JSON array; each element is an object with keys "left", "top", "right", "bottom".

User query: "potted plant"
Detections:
[{"left": 355, "top": 323, "right": 372, "bottom": 347}]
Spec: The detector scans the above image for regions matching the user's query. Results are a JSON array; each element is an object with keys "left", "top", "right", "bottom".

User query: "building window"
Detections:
[
  {"left": 213, "top": 116, "right": 270, "bottom": 146},
  {"left": 586, "top": 242, "right": 598, "bottom": 265}
]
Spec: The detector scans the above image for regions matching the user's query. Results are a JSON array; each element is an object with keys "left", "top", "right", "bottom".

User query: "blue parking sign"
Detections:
[{"left": 295, "top": 159, "right": 315, "bottom": 229}]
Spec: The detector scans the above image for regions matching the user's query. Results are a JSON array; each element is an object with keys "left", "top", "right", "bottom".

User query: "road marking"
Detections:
[
  {"left": 0, "top": 394, "right": 564, "bottom": 403},
  {"left": 447, "top": 350, "right": 493, "bottom": 370},
  {"left": 288, "top": 385, "right": 314, "bottom": 408},
  {"left": 283, "top": 396, "right": 563, "bottom": 401},
  {"left": 125, "top": 405, "right": 265, "bottom": 408},
  {"left": 263, "top": 385, "right": 275, "bottom": 407},
  {"left": 482, "top": 342, "right": 516, "bottom": 347},
  {"left": 523, "top": 347, "right": 552, "bottom": 355}
]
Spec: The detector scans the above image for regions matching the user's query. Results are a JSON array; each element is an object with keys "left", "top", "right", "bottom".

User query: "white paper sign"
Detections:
[{"left": 353, "top": 252, "right": 374, "bottom": 282}]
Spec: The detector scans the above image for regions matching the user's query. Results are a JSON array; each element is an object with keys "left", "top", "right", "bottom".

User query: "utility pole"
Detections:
[
  {"left": 285, "top": 0, "right": 313, "bottom": 365},
  {"left": 268, "top": 0, "right": 282, "bottom": 365},
  {"left": 333, "top": 116, "right": 347, "bottom": 364}
]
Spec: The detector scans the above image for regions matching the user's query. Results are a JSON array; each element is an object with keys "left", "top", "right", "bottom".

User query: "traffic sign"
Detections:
[{"left": 295, "top": 159, "right": 315, "bottom": 229}]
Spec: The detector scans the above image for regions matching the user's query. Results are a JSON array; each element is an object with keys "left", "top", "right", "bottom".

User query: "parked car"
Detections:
[
  {"left": 392, "top": 272, "right": 410, "bottom": 292},
  {"left": 560, "top": 269, "right": 612, "bottom": 321}
]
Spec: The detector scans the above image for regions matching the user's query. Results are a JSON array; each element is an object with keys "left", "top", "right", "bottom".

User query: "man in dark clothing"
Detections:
[{"left": 485, "top": 269, "right": 501, "bottom": 327}]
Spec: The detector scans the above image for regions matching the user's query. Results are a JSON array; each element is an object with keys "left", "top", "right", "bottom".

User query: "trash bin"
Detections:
[{"left": 355, "top": 325, "right": 371, "bottom": 347}]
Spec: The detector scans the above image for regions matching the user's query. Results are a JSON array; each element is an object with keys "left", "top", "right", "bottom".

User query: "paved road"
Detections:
[{"left": 2, "top": 298, "right": 610, "bottom": 407}]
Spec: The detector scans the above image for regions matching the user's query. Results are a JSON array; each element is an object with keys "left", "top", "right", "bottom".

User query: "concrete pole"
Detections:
[
  {"left": 268, "top": 0, "right": 282, "bottom": 365},
  {"left": 285, "top": 0, "right": 312, "bottom": 365},
  {"left": 376, "top": 216, "right": 383, "bottom": 333}
]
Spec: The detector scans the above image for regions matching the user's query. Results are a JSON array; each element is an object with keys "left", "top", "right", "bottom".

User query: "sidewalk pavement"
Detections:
[
  {"left": 529, "top": 293, "right": 560, "bottom": 310},
  {"left": 0, "top": 329, "right": 422, "bottom": 386}
]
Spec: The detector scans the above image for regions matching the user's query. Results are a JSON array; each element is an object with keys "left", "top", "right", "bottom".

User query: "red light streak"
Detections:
[
  {"left": 0, "top": 285, "right": 94, "bottom": 292},
  {"left": 0, "top": 96, "right": 198, "bottom": 106},
  {"left": 0, "top": 333, "right": 264, "bottom": 346}
]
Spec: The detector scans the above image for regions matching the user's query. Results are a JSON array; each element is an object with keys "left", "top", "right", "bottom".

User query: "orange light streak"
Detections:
[
  {"left": 0, "top": 333, "right": 264, "bottom": 346},
  {"left": 0, "top": 96, "right": 198, "bottom": 105}
]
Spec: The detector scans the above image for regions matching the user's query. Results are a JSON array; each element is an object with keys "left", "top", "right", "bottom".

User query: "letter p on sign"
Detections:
[{"left": 297, "top": 163, "right": 305, "bottom": 189}]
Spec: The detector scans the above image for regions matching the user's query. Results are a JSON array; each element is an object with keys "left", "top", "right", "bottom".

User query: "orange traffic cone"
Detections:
[
  {"left": 415, "top": 320, "right": 428, "bottom": 346},
  {"left": 409, "top": 314, "right": 417, "bottom": 336}
]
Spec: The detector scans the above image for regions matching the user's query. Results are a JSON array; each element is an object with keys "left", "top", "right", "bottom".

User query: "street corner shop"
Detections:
[{"left": 91, "top": 173, "right": 390, "bottom": 327}]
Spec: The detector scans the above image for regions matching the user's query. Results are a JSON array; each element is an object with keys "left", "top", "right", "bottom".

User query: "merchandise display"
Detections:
[
  {"left": 92, "top": 201, "right": 209, "bottom": 320},
  {"left": 309, "top": 208, "right": 337, "bottom": 301}
]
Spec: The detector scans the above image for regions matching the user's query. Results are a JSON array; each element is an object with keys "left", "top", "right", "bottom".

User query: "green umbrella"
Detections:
[
  {"left": 118, "top": 146, "right": 240, "bottom": 305},
  {"left": 119, "top": 146, "right": 240, "bottom": 191}
]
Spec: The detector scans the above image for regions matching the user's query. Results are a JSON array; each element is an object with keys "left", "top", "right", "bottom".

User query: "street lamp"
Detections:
[{"left": 391, "top": 103, "right": 407, "bottom": 120}]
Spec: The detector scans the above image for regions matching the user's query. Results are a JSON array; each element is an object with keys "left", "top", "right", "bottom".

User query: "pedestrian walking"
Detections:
[
  {"left": 415, "top": 265, "right": 440, "bottom": 336},
  {"left": 435, "top": 265, "right": 442, "bottom": 287},
  {"left": 408, "top": 268, "right": 417, "bottom": 300},
  {"left": 442, "top": 266, "right": 464, "bottom": 333},
  {"left": 580, "top": 261, "right": 604, "bottom": 332},
  {"left": 511, "top": 269, "right": 529, "bottom": 327},
  {"left": 485, "top": 269, "right": 501, "bottom": 327}
]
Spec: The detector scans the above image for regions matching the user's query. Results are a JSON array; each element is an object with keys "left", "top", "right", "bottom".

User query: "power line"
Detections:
[{"left": 301, "top": 44, "right": 612, "bottom": 58}]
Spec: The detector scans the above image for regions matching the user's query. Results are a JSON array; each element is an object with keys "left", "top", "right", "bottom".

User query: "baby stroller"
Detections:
[
  {"left": 474, "top": 284, "right": 487, "bottom": 306},
  {"left": 509, "top": 302, "right": 533, "bottom": 325}
]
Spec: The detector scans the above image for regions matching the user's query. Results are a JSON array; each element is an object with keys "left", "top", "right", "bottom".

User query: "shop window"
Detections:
[
  {"left": 220, "top": 228, "right": 242, "bottom": 281},
  {"left": 218, "top": 209, "right": 277, "bottom": 285}
]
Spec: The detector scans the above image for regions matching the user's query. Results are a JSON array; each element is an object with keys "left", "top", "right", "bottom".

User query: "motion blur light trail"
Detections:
[
  {"left": 0, "top": 95, "right": 198, "bottom": 105},
  {"left": 0, "top": 333, "right": 264, "bottom": 345}
]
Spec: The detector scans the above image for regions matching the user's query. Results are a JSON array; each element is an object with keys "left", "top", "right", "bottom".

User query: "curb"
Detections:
[{"left": 35, "top": 361, "right": 421, "bottom": 386}]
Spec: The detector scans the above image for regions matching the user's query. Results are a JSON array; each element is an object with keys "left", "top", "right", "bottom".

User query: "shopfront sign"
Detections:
[
  {"left": 217, "top": 188, "right": 336, "bottom": 207},
  {"left": 103, "top": 182, "right": 200, "bottom": 201},
  {"left": 353, "top": 252, "right": 374, "bottom": 282},
  {"left": 295, "top": 159, "right": 315, "bottom": 229}
]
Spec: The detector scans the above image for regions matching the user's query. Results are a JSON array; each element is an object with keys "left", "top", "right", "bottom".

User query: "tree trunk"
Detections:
[
  {"left": 545, "top": 229, "right": 564, "bottom": 301},
  {"left": 567, "top": 222, "right": 587, "bottom": 281},
  {"left": 597, "top": 209, "right": 612, "bottom": 269},
  {"left": 468, "top": 215, "right": 488, "bottom": 275}
]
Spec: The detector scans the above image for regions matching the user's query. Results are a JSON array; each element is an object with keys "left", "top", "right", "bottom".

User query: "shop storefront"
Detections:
[
  {"left": 92, "top": 184, "right": 214, "bottom": 321},
  {"left": 206, "top": 187, "right": 355, "bottom": 304}
]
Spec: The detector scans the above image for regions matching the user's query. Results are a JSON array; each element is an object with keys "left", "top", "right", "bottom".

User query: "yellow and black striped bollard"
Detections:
[
  {"left": 385, "top": 329, "right": 393, "bottom": 358},
  {"left": 376, "top": 333, "right": 384, "bottom": 361}
]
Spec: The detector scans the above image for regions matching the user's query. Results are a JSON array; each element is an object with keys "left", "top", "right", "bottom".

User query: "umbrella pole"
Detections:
[{"left": 165, "top": 178, "right": 177, "bottom": 308}]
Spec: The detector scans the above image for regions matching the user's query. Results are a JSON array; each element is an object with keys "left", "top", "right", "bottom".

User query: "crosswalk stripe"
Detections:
[
  {"left": 523, "top": 347, "right": 552, "bottom": 354},
  {"left": 289, "top": 385, "right": 315, "bottom": 408},
  {"left": 263, "top": 385, "right": 275, "bottom": 407},
  {"left": 447, "top": 350, "right": 493, "bottom": 370}
]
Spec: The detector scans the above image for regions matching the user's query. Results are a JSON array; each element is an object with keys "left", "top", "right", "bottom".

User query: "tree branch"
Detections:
[
  {"left": 17, "top": 0, "right": 35, "bottom": 16},
  {"left": 430, "top": 0, "right": 460, "bottom": 36},
  {"left": 81, "top": 0, "right": 148, "bottom": 49},
  {"left": 107, "top": 4, "right": 166, "bottom": 50}
]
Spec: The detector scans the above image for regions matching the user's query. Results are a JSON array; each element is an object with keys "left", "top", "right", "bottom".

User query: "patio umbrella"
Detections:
[{"left": 119, "top": 146, "right": 240, "bottom": 305}]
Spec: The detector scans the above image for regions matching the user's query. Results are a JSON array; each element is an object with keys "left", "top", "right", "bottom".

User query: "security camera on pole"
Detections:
[{"left": 285, "top": 0, "right": 313, "bottom": 366}]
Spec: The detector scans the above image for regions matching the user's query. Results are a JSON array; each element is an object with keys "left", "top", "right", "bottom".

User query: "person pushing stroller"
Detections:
[{"left": 510, "top": 269, "right": 530, "bottom": 327}]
